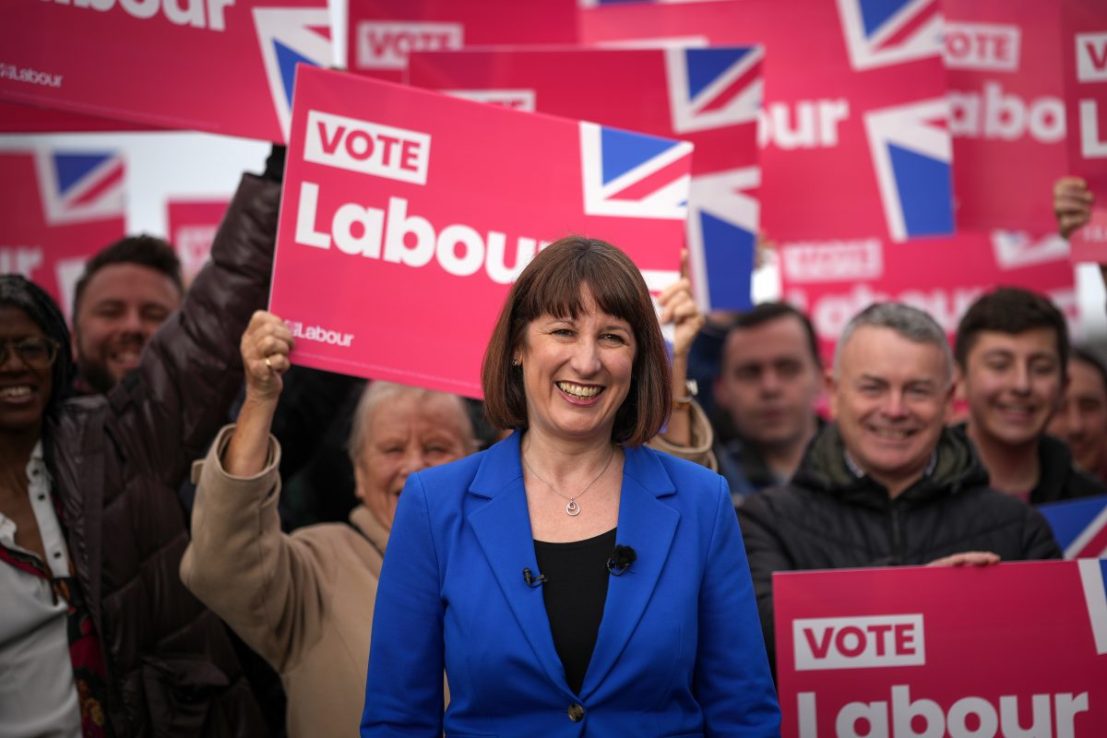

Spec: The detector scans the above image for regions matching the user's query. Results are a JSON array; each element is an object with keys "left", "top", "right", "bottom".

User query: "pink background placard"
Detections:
[
  {"left": 346, "top": 0, "right": 578, "bottom": 82},
  {"left": 943, "top": 0, "right": 1069, "bottom": 233},
  {"left": 269, "top": 67, "right": 689, "bottom": 397},
  {"left": 778, "top": 230, "right": 1077, "bottom": 362},
  {"left": 581, "top": 0, "right": 952, "bottom": 243},
  {"left": 773, "top": 561, "right": 1107, "bottom": 737},
  {"left": 0, "top": 0, "right": 330, "bottom": 142},
  {"left": 407, "top": 46, "right": 762, "bottom": 309},
  {"left": 166, "top": 198, "right": 232, "bottom": 285}
]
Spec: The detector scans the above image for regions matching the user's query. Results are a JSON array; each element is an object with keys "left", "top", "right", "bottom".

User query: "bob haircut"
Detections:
[{"left": 482, "top": 236, "right": 671, "bottom": 446}]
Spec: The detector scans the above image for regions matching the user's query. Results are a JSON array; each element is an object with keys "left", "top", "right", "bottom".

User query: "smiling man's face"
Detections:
[
  {"left": 72, "top": 262, "right": 181, "bottom": 393},
  {"left": 830, "top": 325, "right": 953, "bottom": 495},
  {"left": 960, "top": 328, "right": 1064, "bottom": 451}
]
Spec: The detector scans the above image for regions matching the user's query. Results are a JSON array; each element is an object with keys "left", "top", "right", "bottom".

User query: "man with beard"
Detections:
[{"left": 70, "top": 235, "right": 184, "bottom": 395}]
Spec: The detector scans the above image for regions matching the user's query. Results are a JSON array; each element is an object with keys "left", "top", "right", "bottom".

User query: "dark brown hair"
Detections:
[
  {"left": 481, "top": 236, "right": 671, "bottom": 446},
  {"left": 73, "top": 234, "right": 183, "bottom": 317},
  {"left": 729, "top": 301, "right": 822, "bottom": 369},
  {"left": 954, "top": 286, "right": 1069, "bottom": 375}
]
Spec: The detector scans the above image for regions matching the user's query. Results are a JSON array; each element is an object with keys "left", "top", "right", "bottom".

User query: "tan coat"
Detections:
[{"left": 181, "top": 426, "right": 386, "bottom": 738}]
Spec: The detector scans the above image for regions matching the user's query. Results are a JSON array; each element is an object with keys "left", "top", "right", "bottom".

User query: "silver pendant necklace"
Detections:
[{"left": 522, "top": 446, "right": 616, "bottom": 516}]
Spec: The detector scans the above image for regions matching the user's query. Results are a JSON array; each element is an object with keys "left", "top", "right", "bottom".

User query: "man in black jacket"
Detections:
[
  {"left": 954, "top": 287, "right": 1106, "bottom": 503},
  {"left": 738, "top": 302, "right": 1061, "bottom": 667}
]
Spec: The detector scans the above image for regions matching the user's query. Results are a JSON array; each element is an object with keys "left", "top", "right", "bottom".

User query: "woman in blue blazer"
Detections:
[{"left": 362, "top": 238, "right": 780, "bottom": 737}]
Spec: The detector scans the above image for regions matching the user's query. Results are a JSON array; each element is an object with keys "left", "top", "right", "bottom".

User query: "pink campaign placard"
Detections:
[
  {"left": 1063, "top": 1, "right": 1107, "bottom": 262},
  {"left": 581, "top": 0, "right": 952, "bottom": 243},
  {"left": 269, "top": 66, "right": 690, "bottom": 397},
  {"left": 346, "top": 0, "right": 578, "bottom": 82},
  {"left": 407, "top": 46, "right": 761, "bottom": 309},
  {"left": 0, "top": 149, "right": 126, "bottom": 322},
  {"left": 167, "top": 198, "right": 232, "bottom": 285},
  {"left": 0, "top": 0, "right": 331, "bottom": 142},
  {"left": 0, "top": 101, "right": 154, "bottom": 134},
  {"left": 774, "top": 561, "right": 1107, "bottom": 737},
  {"left": 943, "top": 0, "right": 1069, "bottom": 233},
  {"left": 777, "top": 230, "right": 1077, "bottom": 362}
]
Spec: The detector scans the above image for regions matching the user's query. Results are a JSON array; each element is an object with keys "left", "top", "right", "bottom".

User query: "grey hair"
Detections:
[
  {"left": 833, "top": 302, "right": 954, "bottom": 384},
  {"left": 346, "top": 381, "right": 478, "bottom": 466}
]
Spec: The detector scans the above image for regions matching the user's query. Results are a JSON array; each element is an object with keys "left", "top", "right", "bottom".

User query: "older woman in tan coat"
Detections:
[{"left": 182, "top": 271, "right": 714, "bottom": 737}]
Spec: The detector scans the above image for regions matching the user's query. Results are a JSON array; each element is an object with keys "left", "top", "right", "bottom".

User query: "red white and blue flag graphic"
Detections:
[
  {"left": 34, "top": 150, "right": 125, "bottom": 226},
  {"left": 580, "top": 0, "right": 952, "bottom": 244},
  {"left": 836, "top": 0, "right": 943, "bottom": 71},
  {"left": 580, "top": 122, "right": 692, "bottom": 221},
  {"left": 1040, "top": 494, "right": 1107, "bottom": 560},
  {"left": 665, "top": 46, "right": 762, "bottom": 134},
  {"left": 1, "top": 149, "right": 126, "bottom": 320},
  {"left": 688, "top": 168, "right": 760, "bottom": 310},
  {"left": 254, "top": 7, "right": 331, "bottom": 140},
  {"left": 864, "top": 98, "right": 952, "bottom": 240}
]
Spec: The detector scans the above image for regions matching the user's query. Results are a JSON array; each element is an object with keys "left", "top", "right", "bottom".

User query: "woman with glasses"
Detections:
[{"left": 0, "top": 168, "right": 274, "bottom": 738}]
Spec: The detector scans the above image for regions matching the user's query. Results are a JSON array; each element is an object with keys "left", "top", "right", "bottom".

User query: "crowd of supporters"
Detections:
[{"left": 0, "top": 151, "right": 1101, "bottom": 736}]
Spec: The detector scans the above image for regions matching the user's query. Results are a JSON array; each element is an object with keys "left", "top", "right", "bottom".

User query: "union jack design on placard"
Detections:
[
  {"left": 33, "top": 149, "right": 125, "bottom": 226},
  {"left": 688, "top": 167, "right": 759, "bottom": 310},
  {"left": 864, "top": 98, "right": 952, "bottom": 241},
  {"left": 1040, "top": 495, "right": 1107, "bottom": 560},
  {"left": 665, "top": 46, "right": 763, "bottom": 134},
  {"left": 836, "top": 0, "right": 942, "bottom": 71},
  {"left": 992, "top": 231, "right": 1071, "bottom": 270},
  {"left": 254, "top": 7, "right": 332, "bottom": 141},
  {"left": 580, "top": 122, "right": 693, "bottom": 220},
  {"left": 1078, "top": 559, "right": 1107, "bottom": 656}
]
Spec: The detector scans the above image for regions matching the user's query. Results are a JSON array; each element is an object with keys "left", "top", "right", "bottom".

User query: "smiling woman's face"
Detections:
[
  {"left": 354, "top": 391, "right": 474, "bottom": 530},
  {"left": 0, "top": 306, "right": 53, "bottom": 436},
  {"left": 516, "top": 286, "right": 637, "bottom": 447}
]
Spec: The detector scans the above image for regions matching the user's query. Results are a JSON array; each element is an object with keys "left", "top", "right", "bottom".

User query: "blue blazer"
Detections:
[{"left": 362, "top": 432, "right": 780, "bottom": 737}]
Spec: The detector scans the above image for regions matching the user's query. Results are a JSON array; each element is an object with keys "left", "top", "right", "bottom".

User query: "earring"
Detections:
[{"left": 512, "top": 357, "right": 521, "bottom": 367}]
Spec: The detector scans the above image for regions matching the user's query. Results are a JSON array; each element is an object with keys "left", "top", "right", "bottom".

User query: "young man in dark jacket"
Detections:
[
  {"left": 738, "top": 302, "right": 1061, "bottom": 667},
  {"left": 954, "top": 287, "right": 1106, "bottom": 504}
]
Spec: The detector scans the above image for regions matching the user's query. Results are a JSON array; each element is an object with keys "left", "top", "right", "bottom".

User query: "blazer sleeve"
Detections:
[
  {"left": 180, "top": 425, "right": 328, "bottom": 673},
  {"left": 695, "top": 476, "right": 781, "bottom": 737},
  {"left": 361, "top": 473, "right": 444, "bottom": 737}
]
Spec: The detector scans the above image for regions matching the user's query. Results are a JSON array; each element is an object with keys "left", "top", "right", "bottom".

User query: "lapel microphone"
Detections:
[
  {"left": 522, "top": 567, "right": 547, "bottom": 588},
  {"left": 606, "top": 544, "right": 637, "bottom": 576}
]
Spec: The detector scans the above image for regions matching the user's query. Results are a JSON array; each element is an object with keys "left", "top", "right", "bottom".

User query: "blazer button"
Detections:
[{"left": 567, "top": 703, "right": 585, "bottom": 722}]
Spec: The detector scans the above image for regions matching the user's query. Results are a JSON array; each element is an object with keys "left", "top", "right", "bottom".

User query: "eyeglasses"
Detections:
[{"left": 0, "top": 337, "right": 61, "bottom": 369}]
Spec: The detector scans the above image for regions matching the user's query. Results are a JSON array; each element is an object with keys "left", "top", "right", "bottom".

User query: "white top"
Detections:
[{"left": 0, "top": 441, "right": 81, "bottom": 738}]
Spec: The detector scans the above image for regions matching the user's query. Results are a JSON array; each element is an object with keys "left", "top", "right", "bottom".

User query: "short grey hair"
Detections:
[
  {"left": 347, "top": 381, "right": 477, "bottom": 466},
  {"left": 833, "top": 302, "right": 953, "bottom": 383}
]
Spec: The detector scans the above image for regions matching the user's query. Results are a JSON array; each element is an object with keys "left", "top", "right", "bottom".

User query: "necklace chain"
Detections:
[{"left": 522, "top": 446, "right": 616, "bottom": 517}]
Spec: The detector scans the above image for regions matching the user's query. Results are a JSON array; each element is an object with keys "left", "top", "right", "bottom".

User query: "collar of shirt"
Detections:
[
  {"left": 0, "top": 441, "right": 71, "bottom": 579},
  {"left": 843, "top": 449, "right": 938, "bottom": 485}
]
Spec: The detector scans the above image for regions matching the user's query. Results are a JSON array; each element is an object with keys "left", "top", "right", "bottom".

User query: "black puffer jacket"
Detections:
[
  {"left": 738, "top": 423, "right": 1061, "bottom": 665},
  {"left": 46, "top": 173, "right": 279, "bottom": 737}
]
